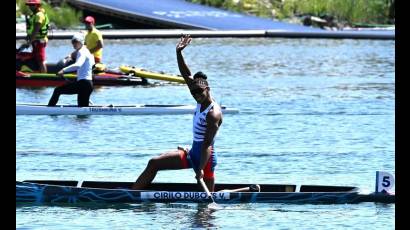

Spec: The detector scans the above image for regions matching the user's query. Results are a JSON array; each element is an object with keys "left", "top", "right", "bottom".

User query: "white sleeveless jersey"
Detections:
[{"left": 192, "top": 101, "right": 218, "bottom": 142}]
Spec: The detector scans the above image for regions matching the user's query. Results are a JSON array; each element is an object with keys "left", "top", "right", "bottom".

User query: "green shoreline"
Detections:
[{"left": 187, "top": 0, "right": 394, "bottom": 26}]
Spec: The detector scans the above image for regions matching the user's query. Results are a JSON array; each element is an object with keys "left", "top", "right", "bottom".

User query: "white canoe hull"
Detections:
[{"left": 16, "top": 103, "right": 239, "bottom": 115}]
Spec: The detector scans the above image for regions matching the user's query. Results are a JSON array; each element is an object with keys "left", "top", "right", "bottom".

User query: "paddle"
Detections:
[
  {"left": 219, "top": 184, "right": 261, "bottom": 193},
  {"left": 17, "top": 43, "right": 30, "bottom": 53},
  {"left": 197, "top": 177, "right": 219, "bottom": 207},
  {"left": 183, "top": 148, "right": 220, "bottom": 209}
]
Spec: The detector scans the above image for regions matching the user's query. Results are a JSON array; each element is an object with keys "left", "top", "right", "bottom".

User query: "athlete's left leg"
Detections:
[
  {"left": 77, "top": 80, "right": 93, "bottom": 107},
  {"left": 204, "top": 178, "right": 215, "bottom": 192},
  {"left": 132, "top": 149, "right": 186, "bottom": 190}
]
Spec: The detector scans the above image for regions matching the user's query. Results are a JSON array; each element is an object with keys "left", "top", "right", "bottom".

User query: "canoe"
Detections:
[
  {"left": 120, "top": 65, "right": 185, "bottom": 84},
  {"left": 16, "top": 63, "right": 183, "bottom": 87},
  {"left": 16, "top": 70, "right": 148, "bottom": 87},
  {"left": 16, "top": 103, "right": 240, "bottom": 115},
  {"left": 16, "top": 180, "right": 394, "bottom": 204},
  {"left": 16, "top": 63, "right": 148, "bottom": 87}
]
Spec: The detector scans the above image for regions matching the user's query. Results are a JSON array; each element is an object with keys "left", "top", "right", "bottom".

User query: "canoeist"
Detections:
[
  {"left": 132, "top": 35, "right": 223, "bottom": 192},
  {"left": 48, "top": 33, "right": 95, "bottom": 107}
]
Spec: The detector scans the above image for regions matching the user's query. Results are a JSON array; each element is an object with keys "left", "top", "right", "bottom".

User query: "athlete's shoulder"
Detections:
[
  {"left": 81, "top": 46, "right": 92, "bottom": 54},
  {"left": 208, "top": 103, "right": 222, "bottom": 121}
]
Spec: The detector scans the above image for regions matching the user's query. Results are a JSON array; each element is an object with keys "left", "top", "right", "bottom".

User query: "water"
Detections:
[{"left": 16, "top": 38, "right": 395, "bottom": 229}]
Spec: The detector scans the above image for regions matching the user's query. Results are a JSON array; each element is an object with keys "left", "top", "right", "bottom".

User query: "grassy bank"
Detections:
[
  {"left": 188, "top": 0, "right": 395, "bottom": 26},
  {"left": 16, "top": 0, "right": 82, "bottom": 29}
]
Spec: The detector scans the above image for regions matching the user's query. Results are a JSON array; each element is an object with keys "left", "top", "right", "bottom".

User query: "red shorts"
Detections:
[
  {"left": 32, "top": 41, "right": 47, "bottom": 62},
  {"left": 179, "top": 149, "right": 215, "bottom": 179}
]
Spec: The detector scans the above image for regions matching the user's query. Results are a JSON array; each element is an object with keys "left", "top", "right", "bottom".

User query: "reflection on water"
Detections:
[{"left": 191, "top": 204, "right": 217, "bottom": 229}]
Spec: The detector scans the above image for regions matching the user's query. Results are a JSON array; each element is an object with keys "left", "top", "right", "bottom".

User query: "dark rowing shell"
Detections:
[{"left": 16, "top": 181, "right": 395, "bottom": 204}]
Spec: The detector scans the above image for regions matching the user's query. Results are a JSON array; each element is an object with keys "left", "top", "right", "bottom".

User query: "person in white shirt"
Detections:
[{"left": 48, "top": 33, "right": 95, "bottom": 107}]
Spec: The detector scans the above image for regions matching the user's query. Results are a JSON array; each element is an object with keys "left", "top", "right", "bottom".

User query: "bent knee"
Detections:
[{"left": 147, "top": 158, "right": 160, "bottom": 170}]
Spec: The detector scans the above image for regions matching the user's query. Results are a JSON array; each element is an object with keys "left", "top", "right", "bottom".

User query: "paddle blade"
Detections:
[{"left": 208, "top": 202, "right": 222, "bottom": 210}]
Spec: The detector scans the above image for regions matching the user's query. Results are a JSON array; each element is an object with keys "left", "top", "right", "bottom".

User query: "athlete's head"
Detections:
[
  {"left": 71, "top": 33, "right": 84, "bottom": 50},
  {"left": 190, "top": 71, "right": 210, "bottom": 103}
]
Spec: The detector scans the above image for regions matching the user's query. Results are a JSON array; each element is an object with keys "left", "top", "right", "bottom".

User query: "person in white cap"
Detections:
[{"left": 48, "top": 33, "right": 95, "bottom": 107}]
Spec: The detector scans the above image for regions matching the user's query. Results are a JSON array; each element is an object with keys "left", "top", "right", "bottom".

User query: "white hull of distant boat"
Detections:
[{"left": 16, "top": 103, "right": 239, "bottom": 115}]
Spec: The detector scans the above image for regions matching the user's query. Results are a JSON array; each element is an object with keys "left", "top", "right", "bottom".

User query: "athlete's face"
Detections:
[
  {"left": 71, "top": 40, "right": 82, "bottom": 50},
  {"left": 190, "top": 87, "right": 208, "bottom": 104}
]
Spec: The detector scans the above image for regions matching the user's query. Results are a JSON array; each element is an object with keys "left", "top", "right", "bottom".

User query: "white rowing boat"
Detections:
[{"left": 16, "top": 103, "right": 240, "bottom": 115}]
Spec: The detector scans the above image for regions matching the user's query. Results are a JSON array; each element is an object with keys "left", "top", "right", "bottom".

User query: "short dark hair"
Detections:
[
  {"left": 192, "top": 71, "right": 209, "bottom": 89},
  {"left": 193, "top": 71, "right": 207, "bottom": 80}
]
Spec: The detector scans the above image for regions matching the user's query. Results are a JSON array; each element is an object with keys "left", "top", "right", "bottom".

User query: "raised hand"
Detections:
[{"left": 176, "top": 34, "right": 192, "bottom": 52}]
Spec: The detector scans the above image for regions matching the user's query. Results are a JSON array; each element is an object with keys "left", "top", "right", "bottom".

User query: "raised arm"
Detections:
[{"left": 176, "top": 35, "right": 194, "bottom": 86}]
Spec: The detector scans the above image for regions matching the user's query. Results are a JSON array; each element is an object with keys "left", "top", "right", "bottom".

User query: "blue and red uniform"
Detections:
[{"left": 180, "top": 101, "right": 218, "bottom": 179}]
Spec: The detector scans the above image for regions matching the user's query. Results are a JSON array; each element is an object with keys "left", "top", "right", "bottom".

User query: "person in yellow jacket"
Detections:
[
  {"left": 24, "top": 0, "right": 49, "bottom": 73},
  {"left": 84, "top": 16, "right": 103, "bottom": 63}
]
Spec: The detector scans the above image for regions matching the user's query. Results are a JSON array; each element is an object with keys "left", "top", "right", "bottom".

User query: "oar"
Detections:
[
  {"left": 197, "top": 177, "right": 217, "bottom": 203},
  {"left": 219, "top": 184, "right": 261, "bottom": 193},
  {"left": 183, "top": 150, "right": 220, "bottom": 209},
  {"left": 197, "top": 177, "right": 221, "bottom": 210},
  {"left": 17, "top": 43, "right": 30, "bottom": 53}
]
